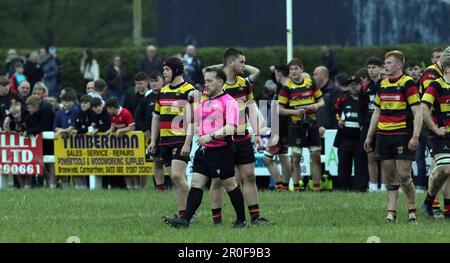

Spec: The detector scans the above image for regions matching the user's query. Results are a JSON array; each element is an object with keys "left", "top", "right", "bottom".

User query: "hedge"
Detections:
[{"left": 0, "top": 43, "right": 445, "bottom": 97}]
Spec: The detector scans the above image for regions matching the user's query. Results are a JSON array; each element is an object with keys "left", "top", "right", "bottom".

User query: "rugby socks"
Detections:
[
  {"left": 212, "top": 208, "right": 222, "bottom": 224},
  {"left": 227, "top": 187, "right": 246, "bottom": 222},
  {"left": 444, "top": 199, "right": 450, "bottom": 217},
  {"left": 248, "top": 204, "right": 260, "bottom": 222},
  {"left": 178, "top": 210, "right": 185, "bottom": 218},
  {"left": 293, "top": 183, "right": 300, "bottom": 192},
  {"left": 282, "top": 183, "right": 289, "bottom": 191},
  {"left": 275, "top": 182, "right": 283, "bottom": 191},
  {"left": 408, "top": 208, "right": 417, "bottom": 216},
  {"left": 182, "top": 187, "right": 203, "bottom": 222},
  {"left": 425, "top": 193, "right": 436, "bottom": 205},
  {"left": 156, "top": 184, "right": 165, "bottom": 192},
  {"left": 432, "top": 200, "right": 441, "bottom": 210}
]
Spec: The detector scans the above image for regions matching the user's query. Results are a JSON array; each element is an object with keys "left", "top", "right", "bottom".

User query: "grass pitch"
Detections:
[{"left": 0, "top": 189, "right": 449, "bottom": 243}]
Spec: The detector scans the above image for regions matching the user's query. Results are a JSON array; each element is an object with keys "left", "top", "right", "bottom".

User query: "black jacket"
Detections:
[
  {"left": 134, "top": 90, "right": 157, "bottom": 131},
  {"left": 104, "top": 64, "right": 128, "bottom": 92},
  {"left": 124, "top": 90, "right": 145, "bottom": 120},
  {"left": 74, "top": 109, "right": 95, "bottom": 134},
  {"left": 317, "top": 81, "right": 344, "bottom": 129},
  {"left": 24, "top": 60, "right": 44, "bottom": 89},
  {"left": 25, "top": 100, "right": 55, "bottom": 135},
  {"left": 92, "top": 108, "right": 111, "bottom": 132}
]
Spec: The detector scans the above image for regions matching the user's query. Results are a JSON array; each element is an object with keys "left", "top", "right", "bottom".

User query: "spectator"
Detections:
[
  {"left": 85, "top": 81, "right": 95, "bottom": 95},
  {"left": 334, "top": 76, "right": 365, "bottom": 191},
  {"left": 59, "top": 87, "right": 77, "bottom": 102},
  {"left": 32, "top": 82, "right": 49, "bottom": 100},
  {"left": 4, "top": 103, "right": 31, "bottom": 188},
  {"left": 314, "top": 66, "right": 342, "bottom": 133},
  {"left": 24, "top": 95, "right": 55, "bottom": 188},
  {"left": 8, "top": 62, "right": 27, "bottom": 95},
  {"left": 39, "top": 47, "right": 60, "bottom": 98},
  {"left": 24, "top": 51, "right": 44, "bottom": 90},
  {"left": 17, "top": 81, "right": 31, "bottom": 101},
  {"left": 182, "top": 45, "right": 203, "bottom": 87},
  {"left": 104, "top": 54, "right": 128, "bottom": 101},
  {"left": 105, "top": 96, "right": 135, "bottom": 189},
  {"left": 3, "top": 49, "right": 23, "bottom": 77},
  {"left": 80, "top": 48, "right": 100, "bottom": 86},
  {"left": 49, "top": 47, "right": 63, "bottom": 94},
  {"left": 139, "top": 45, "right": 163, "bottom": 75},
  {"left": 321, "top": 45, "right": 338, "bottom": 80},
  {"left": 90, "top": 97, "right": 111, "bottom": 134},
  {"left": 53, "top": 92, "right": 79, "bottom": 189},
  {"left": 87, "top": 79, "right": 108, "bottom": 106},
  {"left": 0, "top": 76, "right": 17, "bottom": 128}
]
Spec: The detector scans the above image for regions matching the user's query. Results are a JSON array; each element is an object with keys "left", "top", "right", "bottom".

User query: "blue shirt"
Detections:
[{"left": 53, "top": 104, "right": 80, "bottom": 130}]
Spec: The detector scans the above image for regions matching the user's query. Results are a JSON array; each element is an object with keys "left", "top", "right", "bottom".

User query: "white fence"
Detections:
[{"left": 1, "top": 130, "right": 432, "bottom": 190}]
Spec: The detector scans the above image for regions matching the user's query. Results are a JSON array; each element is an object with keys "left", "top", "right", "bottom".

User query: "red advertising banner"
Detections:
[{"left": 0, "top": 132, "right": 43, "bottom": 175}]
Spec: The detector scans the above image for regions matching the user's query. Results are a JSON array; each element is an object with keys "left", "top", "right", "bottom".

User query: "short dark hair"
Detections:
[
  {"left": 355, "top": 68, "right": 370, "bottom": 80},
  {"left": 91, "top": 97, "right": 103, "bottom": 108},
  {"left": 288, "top": 58, "right": 304, "bottom": 69},
  {"left": 223, "top": 48, "right": 245, "bottom": 65},
  {"left": 105, "top": 96, "right": 119, "bottom": 109},
  {"left": 60, "top": 92, "right": 77, "bottom": 103},
  {"left": 274, "top": 64, "right": 289, "bottom": 77},
  {"left": 432, "top": 47, "right": 443, "bottom": 54},
  {"left": 149, "top": 70, "right": 163, "bottom": 81},
  {"left": 62, "top": 87, "right": 77, "bottom": 97},
  {"left": 204, "top": 68, "right": 226, "bottom": 83},
  {"left": 135, "top": 72, "right": 149, "bottom": 82},
  {"left": 80, "top": 95, "right": 92, "bottom": 104},
  {"left": 335, "top": 73, "right": 349, "bottom": 86},
  {"left": 94, "top": 79, "right": 107, "bottom": 92},
  {"left": 366, "top": 57, "right": 383, "bottom": 67},
  {"left": 406, "top": 60, "right": 420, "bottom": 68}
]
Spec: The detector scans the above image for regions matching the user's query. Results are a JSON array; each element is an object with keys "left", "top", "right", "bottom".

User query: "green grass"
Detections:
[{"left": 0, "top": 189, "right": 448, "bottom": 243}]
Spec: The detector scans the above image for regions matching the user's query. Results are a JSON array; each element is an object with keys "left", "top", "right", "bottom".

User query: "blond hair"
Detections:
[
  {"left": 33, "top": 82, "right": 48, "bottom": 95},
  {"left": 26, "top": 95, "right": 42, "bottom": 106},
  {"left": 385, "top": 50, "right": 405, "bottom": 66}
]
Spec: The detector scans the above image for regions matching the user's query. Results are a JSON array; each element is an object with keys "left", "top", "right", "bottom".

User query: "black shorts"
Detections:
[
  {"left": 234, "top": 139, "right": 255, "bottom": 165},
  {"left": 375, "top": 134, "right": 415, "bottom": 161},
  {"left": 160, "top": 143, "right": 190, "bottom": 167},
  {"left": 193, "top": 144, "right": 235, "bottom": 180},
  {"left": 430, "top": 136, "right": 450, "bottom": 155},
  {"left": 288, "top": 122, "right": 321, "bottom": 148}
]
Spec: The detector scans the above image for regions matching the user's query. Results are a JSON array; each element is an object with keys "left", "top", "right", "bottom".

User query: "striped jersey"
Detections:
[
  {"left": 421, "top": 77, "right": 450, "bottom": 133},
  {"left": 419, "top": 63, "right": 443, "bottom": 97},
  {"left": 223, "top": 76, "right": 254, "bottom": 142},
  {"left": 375, "top": 75, "right": 420, "bottom": 135},
  {"left": 154, "top": 81, "right": 195, "bottom": 146},
  {"left": 278, "top": 77, "right": 322, "bottom": 123}
]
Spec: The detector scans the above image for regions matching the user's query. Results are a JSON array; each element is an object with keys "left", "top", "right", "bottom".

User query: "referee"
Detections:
[{"left": 163, "top": 68, "right": 247, "bottom": 228}]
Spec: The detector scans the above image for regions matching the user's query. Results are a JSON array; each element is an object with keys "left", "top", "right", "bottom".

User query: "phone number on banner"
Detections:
[{"left": 0, "top": 164, "right": 41, "bottom": 175}]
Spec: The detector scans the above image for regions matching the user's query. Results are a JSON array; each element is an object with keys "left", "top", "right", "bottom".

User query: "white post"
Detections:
[
  {"left": 0, "top": 175, "right": 8, "bottom": 189},
  {"left": 286, "top": 0, "right": 293, "bottom": 63},
  {"left": 89, "top": 176, "right": 102, "bottom": 190}
]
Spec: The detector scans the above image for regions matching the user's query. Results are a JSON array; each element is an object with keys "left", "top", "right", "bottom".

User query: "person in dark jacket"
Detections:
[
  {"left": 333, "top": 76, "right": 366, "bottom": 191},
  {"left": 90, "top": 97, "right": 111, "bottom": 134},
  {"left": 25, "top": 95, "right": 55, "bottom": 188},
  {"left": 104, "top": 54, "right": 128, "bottom": 102},
  {"left": 24, "top": 51, "right": 44, "bottom": 90},
  {"left": 74, "top": 95, "right": 94, "bottom": 135},
  {"left": 138, "top": 45, "right": 163, "bottom": 75}
]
